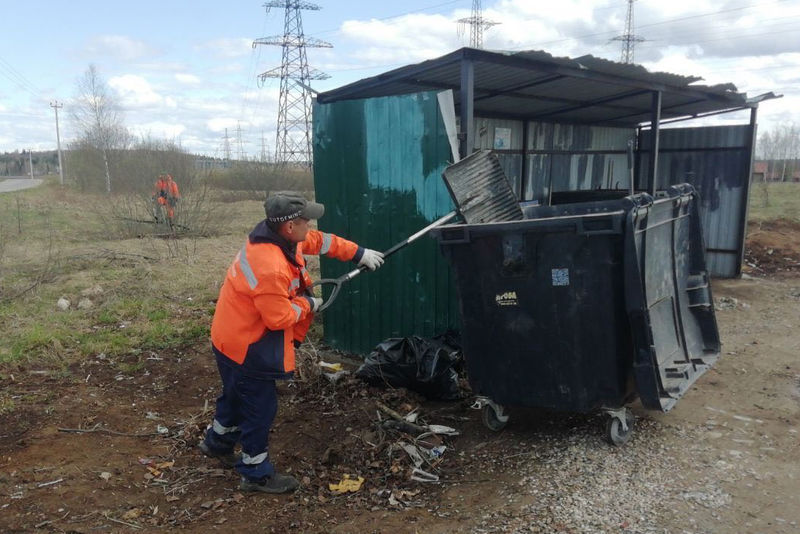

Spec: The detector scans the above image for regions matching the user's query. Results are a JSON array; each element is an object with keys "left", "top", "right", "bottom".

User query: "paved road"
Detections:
[{"left": 0, "top": 177, "right": 44, "bottom": 193}]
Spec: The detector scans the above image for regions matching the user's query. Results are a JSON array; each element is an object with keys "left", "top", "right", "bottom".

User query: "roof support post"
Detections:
[
  {"left": 648, "top": 90, "right": 662, "bottom": 195},
  {"left": 459, "top": 58, "right": 475, "bottom": 159},
  {"left": 737, "top": 106, "right": 758, "bottom": 276}
]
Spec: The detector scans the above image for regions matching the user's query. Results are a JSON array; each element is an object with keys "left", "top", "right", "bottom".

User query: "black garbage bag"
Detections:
[{"left": 355, "top": 332, "right": 462, "bottom": 400}]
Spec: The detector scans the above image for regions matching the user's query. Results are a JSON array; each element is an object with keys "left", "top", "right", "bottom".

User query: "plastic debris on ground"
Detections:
[
  {"left": 329, "top": 474, "right": 365, "bottom": 494},
  {"left": 318, "top": 360, "right": 350, "bottom": 383},
  {"left": 355, "top": 332, "right": 463, "bottom": 400}
]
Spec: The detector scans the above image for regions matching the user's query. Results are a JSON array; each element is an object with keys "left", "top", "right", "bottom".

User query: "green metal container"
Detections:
[{"left": 313, "top": 91, "right": 459, "bottom": 354}]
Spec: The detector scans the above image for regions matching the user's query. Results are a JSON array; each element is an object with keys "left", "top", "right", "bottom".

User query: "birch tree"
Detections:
[{"left": 70, "top": 64, "right": 130, "bottom": 193}]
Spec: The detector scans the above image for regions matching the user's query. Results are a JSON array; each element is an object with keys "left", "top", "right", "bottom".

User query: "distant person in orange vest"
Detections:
[{"left": 152, "top": 173, "right": 180, "bottom": 224}]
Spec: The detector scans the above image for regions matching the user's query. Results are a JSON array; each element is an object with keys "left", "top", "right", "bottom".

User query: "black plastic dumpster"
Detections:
[{"left": 431, "top": 184, "right": 720, "bottom": 445}]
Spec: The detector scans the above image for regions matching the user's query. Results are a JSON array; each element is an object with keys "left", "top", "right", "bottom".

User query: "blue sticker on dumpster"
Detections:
[{"left": 552, "top": 268, "right": 569, "bottom": 286}]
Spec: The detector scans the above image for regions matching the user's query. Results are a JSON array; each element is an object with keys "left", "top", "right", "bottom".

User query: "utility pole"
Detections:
[
  {"left": 28, "top": 149, "right": 34, "bottom": 179},
  {"left": 457, "top": 0, "right": 499, "bottom": 49},
  {"left": 261, "top": 130, "right": 268, "bottom": 162},
  {"left": 253, "top": 1, "right": 332, "bottom": 167},
  {"left": 612, "top": 0, "right": 646, "bottom": 64},
  {"left": 50, "top": 101, "right": 65, "bottom": 186}
]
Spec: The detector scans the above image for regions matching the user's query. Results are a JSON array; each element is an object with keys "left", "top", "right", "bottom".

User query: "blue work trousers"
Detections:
[{"left": 203, "top": 350, "right": 277, "bottom": 481}]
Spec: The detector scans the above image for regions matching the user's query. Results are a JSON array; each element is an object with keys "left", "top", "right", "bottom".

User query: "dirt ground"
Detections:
[{"left": 1, "top": 230, "right": 799, "bottom": 533}]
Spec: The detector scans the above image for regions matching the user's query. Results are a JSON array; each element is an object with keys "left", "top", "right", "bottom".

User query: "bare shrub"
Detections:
[
  {"left": 99, "top": 178, "right": 227, "bottom": 241},
  {"left": 207, "top": 161, "right": 313, "bottom": 194}
]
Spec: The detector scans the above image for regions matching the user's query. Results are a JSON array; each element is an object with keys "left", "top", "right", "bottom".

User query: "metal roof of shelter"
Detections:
[{"left": 317, "top": 47, "right": 776, "bottom": 127}]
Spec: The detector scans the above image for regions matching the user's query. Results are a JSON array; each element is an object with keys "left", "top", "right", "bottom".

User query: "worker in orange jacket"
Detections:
[
  {"left": 152, "top": 173, "right": 180, "bottom": 223},
  {"left": 199, "top": 191, "right": 384, "bottom": 494}
]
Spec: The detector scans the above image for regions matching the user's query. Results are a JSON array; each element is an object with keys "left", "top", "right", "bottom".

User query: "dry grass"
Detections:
[{"left": 0, "top": 179, "right": 270, "bottom": 368}]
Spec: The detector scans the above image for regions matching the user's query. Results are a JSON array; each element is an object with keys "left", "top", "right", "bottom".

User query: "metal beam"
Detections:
[
  {"left": 473, "top": 109, "right": 635, "bottom": 129},
  {"left": 402, "top": 77, "right": 641, "bottom": 114},
  {"left": 460, "top": 59, "right": 475, "bottom": 159},
  {"left": 648, "top": 91, "right": 661, "bottom": 195},
  {"left": 531, "top": 89, "right": 651, "bottom": 120},
  {"left": 473, "top": 74, "right": 566, "bottom": 103},
  {"left": 737, "top": 106, "right": 758, "bottom": 277},
  {"left": 316, "top": 50, "right": 463, "bottom": 103},
  {"left": 520, "top": 119, "right": 529, "bottom": 200},
  {"left": 657, "top": 106, "right": 750, "bottom": 126},
  {"left": 600, "top": 97, "right": 709, "bottom": 124}
]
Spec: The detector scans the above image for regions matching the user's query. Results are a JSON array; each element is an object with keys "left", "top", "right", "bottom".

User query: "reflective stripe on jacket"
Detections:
[{"left": 210, "top": 226, "right": 360, "bottom": 378}]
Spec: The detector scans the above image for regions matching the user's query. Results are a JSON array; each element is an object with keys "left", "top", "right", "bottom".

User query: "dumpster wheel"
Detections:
[
  {"left": 605, "top": 410, "right": 635, "bottom": 446},
  {"left": 481, "top": 404, "right": 508, "bottom": 432}
]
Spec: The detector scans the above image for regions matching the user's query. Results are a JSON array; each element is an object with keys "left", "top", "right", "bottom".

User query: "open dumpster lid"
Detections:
[
  {"left": 623, "top": 185, "right": 721, "bottom": 411},
  {"left": 441, "top": 150, "right": 523, "bottom": 224}
]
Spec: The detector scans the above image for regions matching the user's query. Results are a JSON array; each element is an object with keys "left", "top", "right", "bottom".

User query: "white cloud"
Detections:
[
  {"left": 84, "top": 35, "right": 158, "bottom": 62},
  {"left": 175, "top": 73, "right": 201, "bottom": 84},
  {"left": 207, "top": 117, "right": 240, "bottom": 133},
  {"left": 341, "top": 14, "right": 459, "bottom": 64},
  {"left": 109, "top": 74, "right": 163, "bottom": 108},
  {"left": 129, "top": 121, "right": 186, "bottom": 140}
]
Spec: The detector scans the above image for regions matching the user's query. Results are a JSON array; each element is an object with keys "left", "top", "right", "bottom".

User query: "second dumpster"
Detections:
[{"left": 430, "top": 183, "right": 721, "bottom": 445}]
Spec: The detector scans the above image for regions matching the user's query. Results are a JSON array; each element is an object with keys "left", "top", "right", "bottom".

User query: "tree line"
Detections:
[
  {"left": 756, "top": 123, "right": 799, "bottom": 182},
  {"left": 63, "top": 64, "right": 312, "bottom": 196},
  {"left": 0, "top": 151, "right": 59, "bottom": 177}
]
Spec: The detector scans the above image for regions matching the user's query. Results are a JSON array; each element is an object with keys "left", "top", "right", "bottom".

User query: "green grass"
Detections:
[
  {"left": 748, "top": 181, "right": 800, "bottom": 222},
  {"left": 0, "top": 396, "right": 15, "bottom": 416}
]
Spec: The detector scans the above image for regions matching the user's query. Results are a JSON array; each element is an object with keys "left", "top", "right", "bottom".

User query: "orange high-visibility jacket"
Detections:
[
  {"left": 154, "top": 177, "right": 180, "bottom": 202},
  {"left": 165, "top": 177, "right": 179, "bottom": 201},
  {"left": 154, "top": 177, "right": 168, "bottom": 204},
  {"left": 210, "top": 221, "right": 362, "bottom": 378}
]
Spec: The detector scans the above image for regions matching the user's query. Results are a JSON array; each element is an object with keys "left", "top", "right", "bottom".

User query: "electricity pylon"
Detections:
[
  {"left": 457, "top": 0, "right": 499, "bottom": 49},
  {"left": 612, "top": 0, "right": 646, "bottom": 64},
  {"left": 253, "top": 1, "right": 332, "bottom": 166}
]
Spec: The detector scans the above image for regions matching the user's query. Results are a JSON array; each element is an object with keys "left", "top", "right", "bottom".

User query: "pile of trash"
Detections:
[
  {"left": 355, "top": 333, "right": 463, "bottom": 400},
  {"left": 286, "top": 365, "right": 467, "bottom": 509}
]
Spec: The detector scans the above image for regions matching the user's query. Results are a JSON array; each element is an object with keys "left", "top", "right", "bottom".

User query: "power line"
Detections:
[
  {"left": 0, "top": 55, "right": 42, "bottom": 99},
  {"left": 504, "top": 0, "right": 791, "bottom": 51},
  {"left": 632, "top": 15, "right": 800, "bottom": 49},
  {"left": 635, "top": 26, "right": 800, "bottom": 53}
]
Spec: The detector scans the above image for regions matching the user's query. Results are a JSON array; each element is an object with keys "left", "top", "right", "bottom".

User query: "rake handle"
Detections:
[{"left": 310, "top": 211, "right": 458, "bottom": 312}]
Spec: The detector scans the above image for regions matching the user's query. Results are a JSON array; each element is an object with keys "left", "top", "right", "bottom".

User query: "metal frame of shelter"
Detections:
[{"left": 317, "top": 47, "right": 779, "bottom": 277}]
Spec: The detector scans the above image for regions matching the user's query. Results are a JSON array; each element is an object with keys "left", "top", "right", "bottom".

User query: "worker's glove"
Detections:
[
  {"left": 309, "top": 297, "right": 323, "bottom": 312},
  {"left": 358, "top": 249, "right": 385, "bottom": 271}
]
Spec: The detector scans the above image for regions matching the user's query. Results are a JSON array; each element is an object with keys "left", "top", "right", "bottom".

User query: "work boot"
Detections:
[
  {"left": 240, "top": 473, "right": 300, "bottom": 494},
  {"left": 198, "top": 440, "right": 241, "bottom": 468}
]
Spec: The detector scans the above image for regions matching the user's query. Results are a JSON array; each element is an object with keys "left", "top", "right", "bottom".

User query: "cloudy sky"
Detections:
[{"left": 1, "top": 0, "right": 798, "bottom": 158}]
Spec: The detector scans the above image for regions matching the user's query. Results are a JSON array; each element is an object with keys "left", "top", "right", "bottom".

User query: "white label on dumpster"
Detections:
[
  {"left": 495, "top": 291, "right": 518, "bottom": 306},
  {"left": 552, "top": 268, "right": 569, "bottom": 286}
]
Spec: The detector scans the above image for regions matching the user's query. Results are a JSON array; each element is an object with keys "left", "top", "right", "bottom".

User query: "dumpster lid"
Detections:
[
  {"left": 441, "top": 150, "right": 523, "bottom": 224},
  {"left": 624, "top": 185, "right": 721, "bottom": 412}
]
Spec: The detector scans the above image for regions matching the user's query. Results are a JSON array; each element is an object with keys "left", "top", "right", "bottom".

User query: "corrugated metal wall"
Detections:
[
  {"left": 523, "top": 122, "right": 635, "bottom": 204},
  {"left": 313, "top": 92, "right": 459, "bottom": 354},
  {"left": 639, "top": 125, "right": 751, "bottom": 278},
  {"left": 471, "top": 117, "right": 525, "bottom": 195}
]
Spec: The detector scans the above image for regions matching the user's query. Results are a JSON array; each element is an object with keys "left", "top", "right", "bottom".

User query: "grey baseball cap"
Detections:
[{"left": 264, "top": 191, "right": 325, "bottom": 223}]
